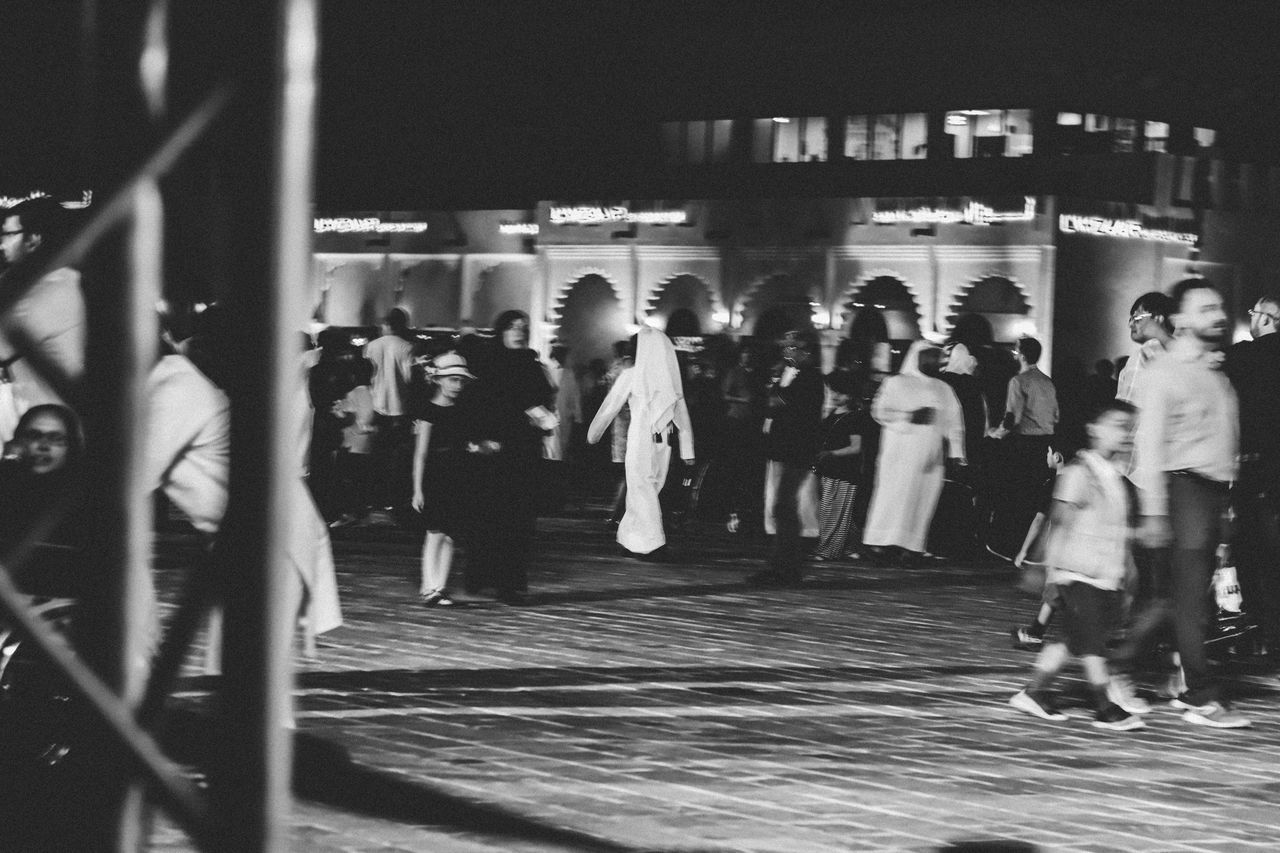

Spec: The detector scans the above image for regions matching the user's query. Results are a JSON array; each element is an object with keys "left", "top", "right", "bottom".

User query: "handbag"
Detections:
[{"left": 1207, "top": 540, "right": 1254, "bottom": 651}]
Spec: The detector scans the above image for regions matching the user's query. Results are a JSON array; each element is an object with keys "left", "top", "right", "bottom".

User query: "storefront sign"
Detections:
[
  {"left": 1058, "top": 214, "right": 1197, "bottom": 245},
  {"left": 0, "top": 190, "right": 93, "bottom": 209},
  {"left": 499, "top": 222, "right": 540, "bottom": 235},
  {"left": 872, "top": 196, "right": 1035, "bottom": 226},
  {"left": 549, "top": 206, "right": 688, "bottom": 226},
  {"left": 313, "top": 217, "right": 429, "bottom": 234}
]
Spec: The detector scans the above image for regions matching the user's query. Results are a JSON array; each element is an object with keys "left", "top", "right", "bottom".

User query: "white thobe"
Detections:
[
  {"left": 587, "top": 367, "right": 694, "bottom": 554},
  {"left": 862, "top": 372, "right": 966, "bottom": 552}
]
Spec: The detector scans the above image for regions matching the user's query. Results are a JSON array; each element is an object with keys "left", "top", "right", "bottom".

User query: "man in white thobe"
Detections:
[
  {"left": 587, "top": 327, "right": 694, "bottom": 557},
  {"left": 863, "top": 341, "right": 967, "bottom": 561}
]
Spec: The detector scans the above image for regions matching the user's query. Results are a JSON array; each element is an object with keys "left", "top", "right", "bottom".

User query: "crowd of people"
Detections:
[{"left": 0, "top": 191, "right": 1276, "bottom": 746}]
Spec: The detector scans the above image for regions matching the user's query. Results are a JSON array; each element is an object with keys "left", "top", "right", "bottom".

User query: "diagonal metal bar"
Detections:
[{"left": 0, "top": 559, "right": 214, "bottom": 843}]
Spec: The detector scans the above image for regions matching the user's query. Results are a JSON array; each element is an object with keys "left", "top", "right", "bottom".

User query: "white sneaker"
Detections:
[
  {"left": 1107, "top": 675, "right": 1152, "bottom": 715},
  {"left": 1179, "top": 700, "right": 1252, "bottom": 729},
  {"left": 1156, "top": 663, "right": 1188, "bottom": 700},
  {"left": 1009, "top": 689, "right": 1068, "bottom": 721}
]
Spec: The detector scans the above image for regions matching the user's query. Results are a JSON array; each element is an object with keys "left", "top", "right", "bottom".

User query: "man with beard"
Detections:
[
  {"left": 1120, "top": 278, "right": 1249, "bottom": 728},
  {"left": 0, "top": 197, "right": 85, "bottom": 436}
]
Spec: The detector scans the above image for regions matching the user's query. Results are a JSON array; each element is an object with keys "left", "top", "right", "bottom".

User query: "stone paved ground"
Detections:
[{"left": 147, "top": 511, "right": 1280, "bottom": 853}]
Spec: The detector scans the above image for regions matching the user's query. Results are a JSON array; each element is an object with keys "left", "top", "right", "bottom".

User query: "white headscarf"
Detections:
[
  {"left": 631, "top": 326, "right": 684, "bottom": 433},
  {"left": 898, "top": 340, "right": 938, "bottom": 378},
  {"left": 943, "top": 342, "right": 978, "bottom": 376}
]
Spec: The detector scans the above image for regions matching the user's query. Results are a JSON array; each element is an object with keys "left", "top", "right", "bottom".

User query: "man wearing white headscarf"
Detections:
[
  {"left": 863, "top": 341, "right": 967, "bottom": 561},
  {"left": 588, "top": 327, "right": 695, "bottom": 556}
]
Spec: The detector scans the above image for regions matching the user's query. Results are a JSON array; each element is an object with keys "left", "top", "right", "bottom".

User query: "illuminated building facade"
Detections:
[{"left": 308, "top": 3, "right": 1280, "bottom": 374}]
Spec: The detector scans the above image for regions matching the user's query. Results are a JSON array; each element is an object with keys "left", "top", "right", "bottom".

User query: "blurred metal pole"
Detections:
[
  {"left": 217, "top": 0, "right": 317, "bottom": 847},
  {"left": 74, "top": 1, "right": 164, "bottom": 849}
]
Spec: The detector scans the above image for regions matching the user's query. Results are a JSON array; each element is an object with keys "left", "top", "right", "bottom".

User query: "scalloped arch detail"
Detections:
[
  {"left": 839, "top": 269, "right": 926, "bottom": 334},
  {"left": 942, "top": 271, "right": 1033, "bottom": 329},
  {"left": 643, "top": 272, "right": 727, "bottom": 318},
  {"left": 548, "top": 267, "right": 627, "bottom": 321}
]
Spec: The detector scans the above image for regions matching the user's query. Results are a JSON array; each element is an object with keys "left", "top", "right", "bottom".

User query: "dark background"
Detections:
[{"left": 3, "top": 0, "right": 1279, "bottom": 206}]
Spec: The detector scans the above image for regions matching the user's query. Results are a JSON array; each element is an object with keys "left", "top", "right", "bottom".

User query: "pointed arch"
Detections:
[
  {"left": 644, "top": 272, "right": 727, "bottom": 333},
  {"left": 944, "top": 272, "right": 1033, "bottom": 342},
  {"left": 840, "top": 271, "right": 924, "bottom": 339}
]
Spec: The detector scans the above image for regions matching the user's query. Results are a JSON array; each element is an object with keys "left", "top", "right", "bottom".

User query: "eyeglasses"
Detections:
[
  {"left": 1249, "top": 308, "right": 1279, "bottom": 322},
  {"left": 1128, "top": 312, "right": 1154, "bottom": 324}
]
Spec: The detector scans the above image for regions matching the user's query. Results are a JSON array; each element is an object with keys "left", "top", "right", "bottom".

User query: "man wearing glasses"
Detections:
[
  {"left": 1117, "top": 291, "right": 1175, "bottom": 404},
  {"left": 0, "top": 197, "right": 86, "bottom": 438},
  {"left": 1124, "top": 278, "right": 1249, "bottom": 728},
  {"left": 1226, "top": 295, "right": 1280, "bottom": 659}
]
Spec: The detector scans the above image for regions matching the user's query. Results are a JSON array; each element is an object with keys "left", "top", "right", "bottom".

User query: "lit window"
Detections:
[
  {"left": 770, "top": 117, "right": 827, "bottom": 163},
  {"left": 900, "top": 113, "right": 928, "bottom": 159},
  {"left": 845, "top": 115, "right": 870, "bottom": 160},
  {"left": 1193, "top": 127, "right": 1217, "bottom": 148},
  {"left": 1084, "top": 114, "right": 1111, "bottom": 133},
  {"left": 1056, "top": 112, "right": 1083, "bottom": 126},
  {"left": 1145, "top": 121, "right": 1169, "bottom": 153},
  {"left": 774, "top": 118, "right": 801, "bottom": 162},
  {"left": 945, "top": 109, "right": 1032, "bottom": 158},
  {"left": 802, "top": 117, "right": 827, "bottom": 162},
  {"left": 872, "top": 115, "right": 898, "bottom": 160}
]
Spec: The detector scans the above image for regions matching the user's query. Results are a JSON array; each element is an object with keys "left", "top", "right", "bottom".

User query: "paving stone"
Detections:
[{"left": 140, "top": 513, "right": 1280, "bottom": 852}]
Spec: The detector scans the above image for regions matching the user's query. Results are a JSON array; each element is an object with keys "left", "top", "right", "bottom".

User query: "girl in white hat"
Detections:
[{"left": 412, "top": 351, "right": 478, "bottom": 605}]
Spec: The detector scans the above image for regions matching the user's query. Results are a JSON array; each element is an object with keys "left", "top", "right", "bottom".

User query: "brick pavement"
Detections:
[{"left": 147, "top": 512, "right": 1280, "bottom": 853}]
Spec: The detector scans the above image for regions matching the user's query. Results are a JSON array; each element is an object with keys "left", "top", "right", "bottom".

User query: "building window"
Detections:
[
  {"left": 1144, "top": 121, "right": 1169, "bottom": 153},
  {"left": 900, "top": 113, "right": 928, "bottom": 159},
  {"left": 1113, "top": 118, "right": 1138, "bottom": 153},
  {"left": 944, "top": 109, "right": 1033, "bottom": 158},
  {"left": 661, "top": 119, "right": 735, "bottom": 164},
  {"left": 845, "top": 113, "right": 927, "bottom": 160},
  {"left": 766, "top": 116, "right": 827, "bottom": 163},
  {"left": 1193, "top": 127, "right": 1217, "bottom": 149},
  {"left": 845, "top": 116, "right": 870, "bottom": 160}
]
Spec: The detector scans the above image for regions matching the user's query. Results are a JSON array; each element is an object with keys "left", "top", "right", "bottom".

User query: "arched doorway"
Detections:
[
  {"left": 744, "top": 274, "right": 815, "bottom": 341},
  {"left": 842, "top": 276, "right": 922, "bottom": 374},
  {"left": 948, "top": 276, "right": 1031, "bottom": 342},
  {"left": 555, "top": 274, "right": 629, "bottom": 373},
  {"left": 647, "top": 274, "right": 715, "bottom": 334}
]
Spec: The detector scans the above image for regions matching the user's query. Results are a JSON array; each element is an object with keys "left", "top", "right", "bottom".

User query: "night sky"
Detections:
[{"left": 3, "top": 1, "right": 1280, "bottom": 206}]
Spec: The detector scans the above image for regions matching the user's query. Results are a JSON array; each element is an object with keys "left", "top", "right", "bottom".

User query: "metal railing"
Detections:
[{"left": 0, "top": 0, "right": 317, "bottom": 849}]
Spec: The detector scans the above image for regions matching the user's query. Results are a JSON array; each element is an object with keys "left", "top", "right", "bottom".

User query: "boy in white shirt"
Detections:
[{"left": 1009, "top": 400, "right": 1145, "bottom": 731}]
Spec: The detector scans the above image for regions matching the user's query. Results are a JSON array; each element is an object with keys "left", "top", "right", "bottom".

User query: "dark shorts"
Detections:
[{"left": 1059, "top": 582, "right": 1123, "bottom": 658}]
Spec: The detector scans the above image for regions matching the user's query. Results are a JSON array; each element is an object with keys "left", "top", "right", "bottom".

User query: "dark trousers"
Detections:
[
  {"left": 465, "top": 448, "right": 538, "bottom": 595},
  {"left": 724, "top": 417, "right": 764, "bottom": 524},
  {"left": 1116, "top": 473, "right": 1227, "bottom": 704},
  {"left": 989, "top": 435, "right": 1052, "bottom": 556},
  {"left": 371, "top": 413, "right": 411, "bottom": 510},
  {"left": 769, "top": 460, "right": 809, "bottom": 578},
  {"left": 1235, "top": 461, "right": 1280, "bottom": 647}
]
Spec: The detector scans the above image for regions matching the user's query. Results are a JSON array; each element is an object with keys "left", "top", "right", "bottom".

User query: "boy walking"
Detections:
[{"left": 1009, "top": 400, "right": 1146, "bottom": 731}]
